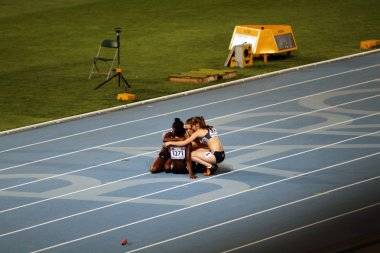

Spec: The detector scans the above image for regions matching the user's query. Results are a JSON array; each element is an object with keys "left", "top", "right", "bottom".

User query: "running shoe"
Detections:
[{"left": 204, "top": 164, "right": 218, "bottom": 176}]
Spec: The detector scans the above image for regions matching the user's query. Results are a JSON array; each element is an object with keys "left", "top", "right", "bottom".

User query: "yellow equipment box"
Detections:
[
  {"left": 228, "top": 25, "right": 298, "bottom": 62},
  {"left": 360, "top": 40, "right": 380, "bottom": 49},
  {"left": 117, "top": 93, "right": 136, "bottom": 101},
  {"left": 224, "top": 43, "right": 253, "bottom": 68}
]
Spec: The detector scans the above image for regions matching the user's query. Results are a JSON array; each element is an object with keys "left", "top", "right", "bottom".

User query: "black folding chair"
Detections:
[{"left": 88, "top": 40, "right": 118, "bottom": 80}]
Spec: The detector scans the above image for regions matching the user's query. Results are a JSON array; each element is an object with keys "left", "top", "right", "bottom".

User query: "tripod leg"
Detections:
[
  {"left": 117, "top": 73, "right": 121, "bottom": 87},
  {"left": 120, "top": 73, "right": 131, "bottom": 89},
  {"left": 94, "top": 73, "right": 118, "bottom": 90}
]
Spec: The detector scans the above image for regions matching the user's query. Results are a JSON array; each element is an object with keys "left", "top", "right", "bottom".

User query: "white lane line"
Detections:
[
  {"left": 29, "top": 155, "right": 380, "bottom": 253},
  {"left": 0, "top": 107, "right": 377, "bottom": 214},
  {"left": 0, "top": 151, "right": 155, "bottom": 192},
  {"left": 0, "top": 129, "right": 163, "bottom": 172},
  {"left": 1, "top": 64, "right": 379, "bottom": 154},
  {"left": 0, "top": 97, "right": 379, "bottom": 210},
  {"left": 0, "top": 77, "right": 378, "bottom": 173},
  {"left": 2, "top": 49, "right": 379, "bottom": 139},
  {"left": 0, "top": 171, "right": 149, "bottom": 214},
  {"left": 220, "top": 203, "right": 380, "bottom": 253},
  {"left": 0, "top": 89, "right": 378, "bottom": 194},
  {"left": 127, "top": 178, "right": 380, "bottom": 253},
  {"left": 1, "top": 129, "right": 379, "bottom": 239},
  {"left": 0, "top": 108, "right": 377, "bottom": 213},
  {"left": 131, "top": 192, "right": 380, "bottom": 253}
]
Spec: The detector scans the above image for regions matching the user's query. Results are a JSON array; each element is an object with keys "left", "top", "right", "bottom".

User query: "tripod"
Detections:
[{"left": 94, "top": 28, "right": 131, "bottom": 91}]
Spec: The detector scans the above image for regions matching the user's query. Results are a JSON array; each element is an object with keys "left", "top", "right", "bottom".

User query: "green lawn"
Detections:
[{"left": 0, "top": 0, "right": 379, "bottom": 131}]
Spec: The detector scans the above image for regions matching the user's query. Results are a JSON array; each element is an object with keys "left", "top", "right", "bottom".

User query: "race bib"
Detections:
[{"left": 170, "top": 147, "right": 186, "bottom": 159}]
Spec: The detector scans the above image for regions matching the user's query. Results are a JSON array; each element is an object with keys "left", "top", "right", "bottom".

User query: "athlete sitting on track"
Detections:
[
  {"left": 150, "top": 118, "right": 197, "bottom": 179},
  {"left": 165, "top": 116, "right": 225, "bottom": 176}
]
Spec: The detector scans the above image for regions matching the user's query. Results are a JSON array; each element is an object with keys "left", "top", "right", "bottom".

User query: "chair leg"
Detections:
[
  {"left": 106, "top": 64, "right": 113, "bottom": 79},
  {"left": 89, "top": 64, "right": 96, "bottom": 80}
]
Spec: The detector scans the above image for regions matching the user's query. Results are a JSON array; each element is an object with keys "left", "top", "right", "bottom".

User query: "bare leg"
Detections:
[
  {"left": 150, "top": 156, "right": 167, "bottom": 173},
  {"left": 163, "top": 158, "right": 172, "bottom": 173},
  {"left": 191, "top": 148, "right": 217, "bottom": 175}
]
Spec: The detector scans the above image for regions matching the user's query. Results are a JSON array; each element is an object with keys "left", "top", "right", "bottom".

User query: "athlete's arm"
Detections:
[
  {"left": 185, "top": 143, "right": 197, "bottom": 179},
  {"left": 163, "top": 136, "right": 185, "bottom": 142},
  {"left": 165, "top": 130, "right": 201, "bottom": 147}
]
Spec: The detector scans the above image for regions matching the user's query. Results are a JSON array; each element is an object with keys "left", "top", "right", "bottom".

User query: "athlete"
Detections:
[
  {"left": 150, "top": 118, "right": 197, "bottom": 179},
  {"left": 149, "top": 131, "right": 173, "bottom": 174},
  {"left": 165, "top": 116, "right": 225, "bottom": 176},
  {"left": 184, "top": 118, "right": 207, "bottom": 150}
]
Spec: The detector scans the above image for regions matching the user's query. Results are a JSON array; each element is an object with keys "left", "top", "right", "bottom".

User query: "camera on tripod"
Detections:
[{"left": 94, "top": 27, "right": 131, "bottom": 91}]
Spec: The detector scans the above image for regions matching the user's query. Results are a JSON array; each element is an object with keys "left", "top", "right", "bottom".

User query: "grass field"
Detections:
[{"left": 0, "top": 0, "right": 379, "bottom": 131}]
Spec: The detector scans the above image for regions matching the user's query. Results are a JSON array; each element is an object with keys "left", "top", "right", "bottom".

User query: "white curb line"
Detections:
[{"left": 1, "top": 49, "right": 379, "bottom": 136}]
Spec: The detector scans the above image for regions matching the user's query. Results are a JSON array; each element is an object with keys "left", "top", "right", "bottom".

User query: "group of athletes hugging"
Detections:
[{"left": 149, "top": 116, "right": 225, "bottom": 179}]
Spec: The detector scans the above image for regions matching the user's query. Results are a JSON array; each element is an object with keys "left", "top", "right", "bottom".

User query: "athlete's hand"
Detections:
[
  {"left": 189, "top": 173, "right": 198, "bottom": 179},
  {"left": 164, "top": 142, "right": 171, "bottom": 147}
]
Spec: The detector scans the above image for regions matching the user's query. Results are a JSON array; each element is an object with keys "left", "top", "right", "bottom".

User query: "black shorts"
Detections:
[
  {"left": 212, "top": 151, "right": 225, "bottom": 163},
  {"left": 170, "top": 158, "right": 188, "bottom": 174}
]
